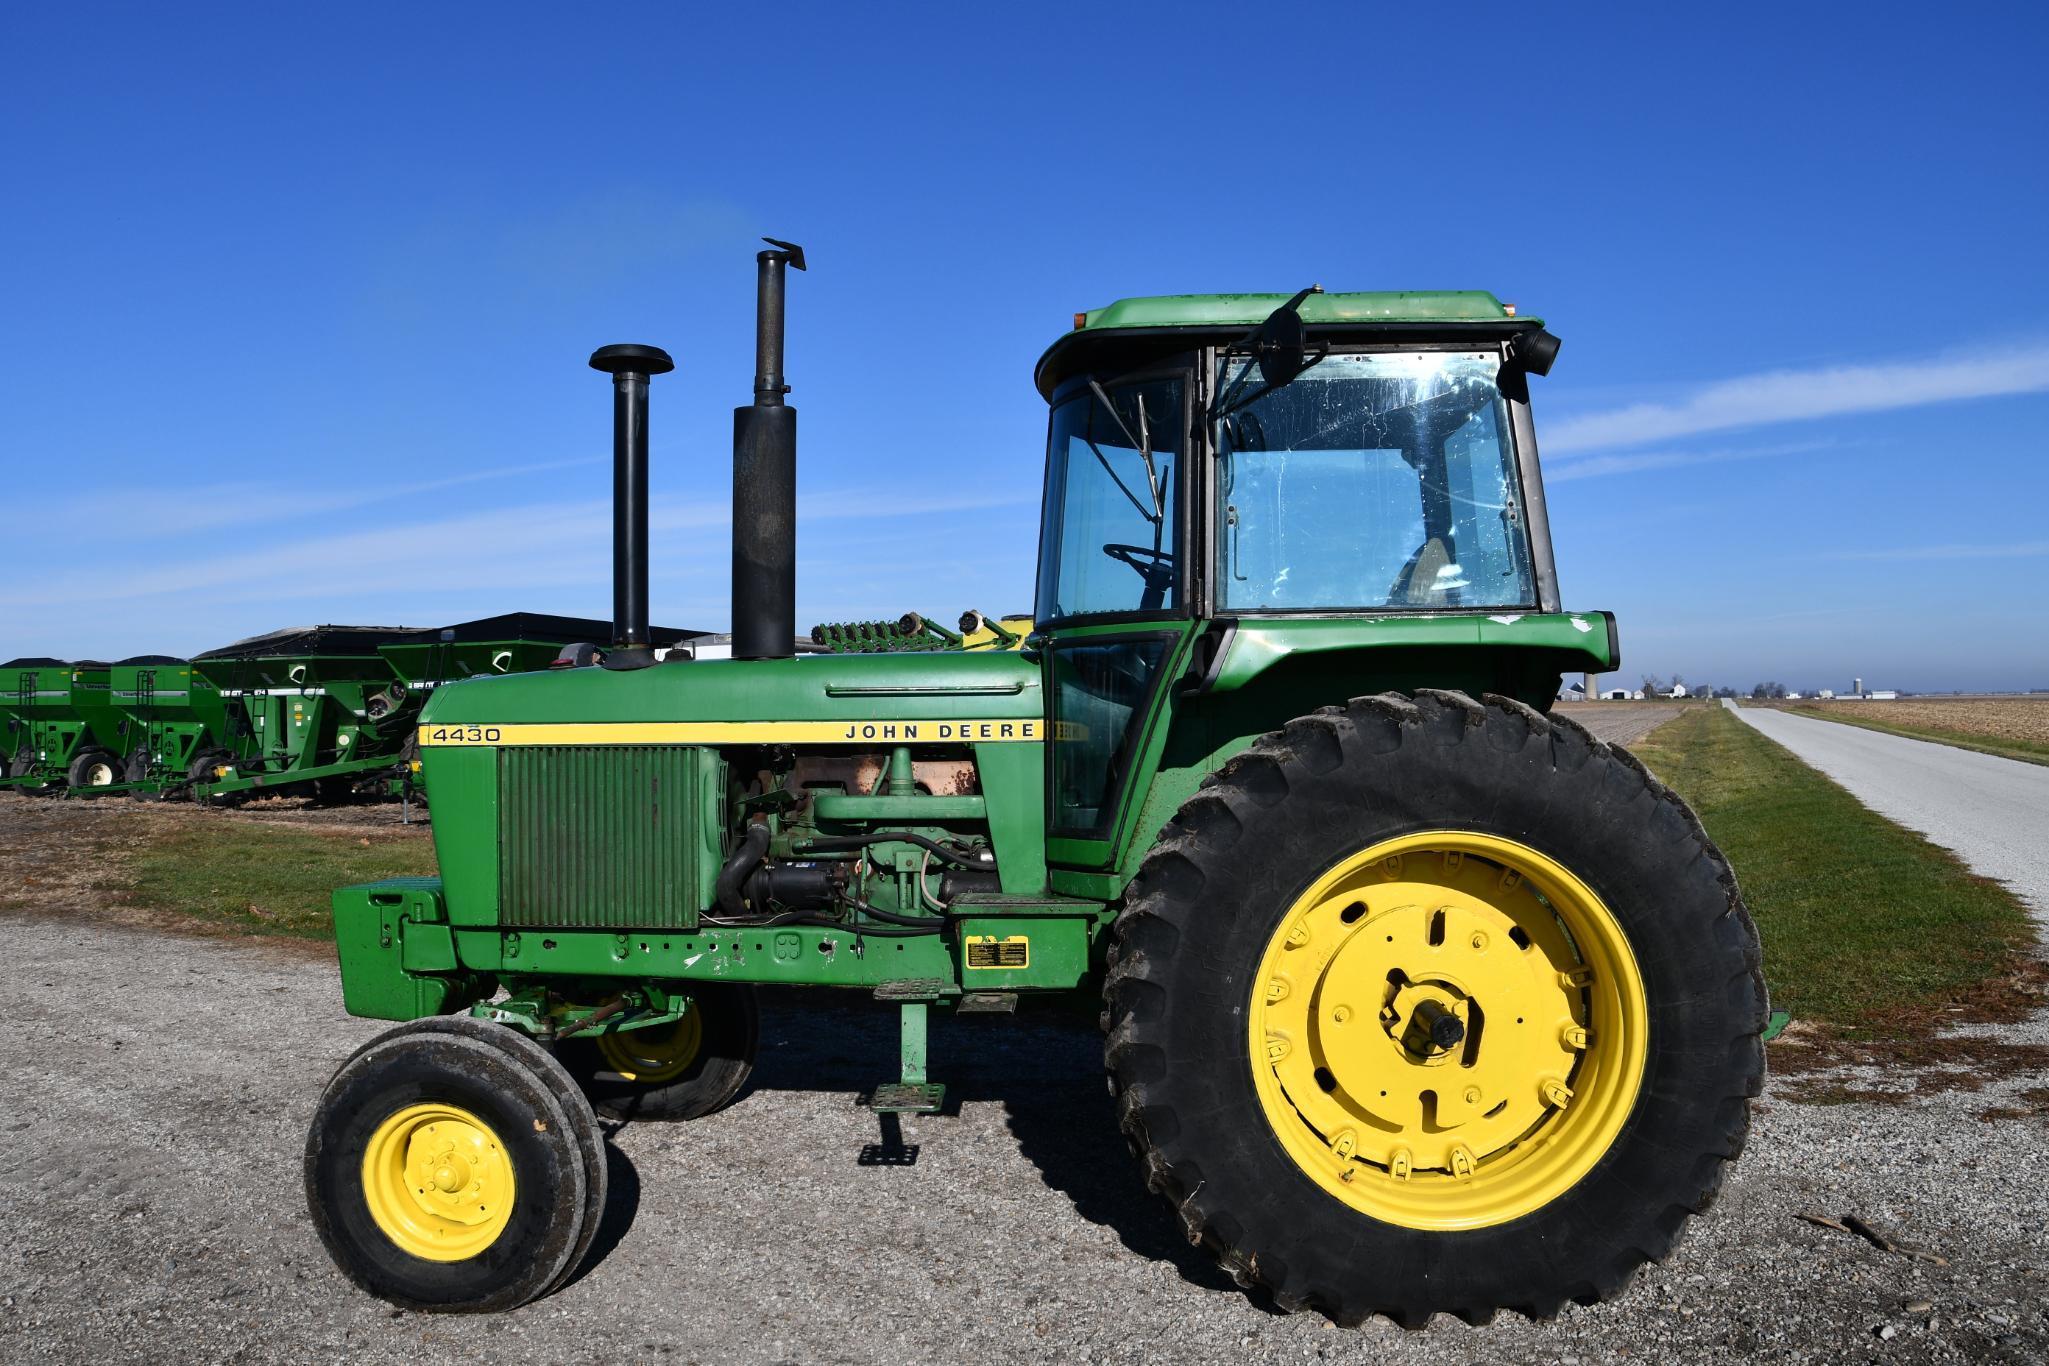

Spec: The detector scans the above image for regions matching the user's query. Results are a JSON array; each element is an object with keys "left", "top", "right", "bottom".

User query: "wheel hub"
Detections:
[
  {"left": 361, "top": 1104, "right": 515, "bottom": 1261},
  {"left": 1289, "top": 895, "right": 1580, "bottom": 1172},
  {"left": 596, "top": 1010, "right": 703, "bottom": 1084},
  {"left": 1249, "top": 833, "right": 1648, "bottom": 1230},
  {"left": 1381, "top": 980, "right": 1468, "bottom": 1060}
]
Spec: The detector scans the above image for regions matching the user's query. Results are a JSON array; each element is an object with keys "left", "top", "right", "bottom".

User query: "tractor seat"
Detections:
[{"left": 1388, "top": 537, "right": 1452, "bottom": 605}]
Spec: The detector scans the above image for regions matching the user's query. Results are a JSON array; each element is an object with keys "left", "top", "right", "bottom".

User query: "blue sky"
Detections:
[{"left": 3, "top": 3, "right": 2044, "bottom": 693}]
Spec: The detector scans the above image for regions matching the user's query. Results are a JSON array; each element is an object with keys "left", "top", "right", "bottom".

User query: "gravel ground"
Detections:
[
  {"left": 3, "top": 906, "right": 2047, "bottom": 1364},
  {"left": 1731, "top": 701, "right": 2049, "bottom": 925},
  {"left": 1559, "top": 701, "right": 1699, "bottom": 749}
]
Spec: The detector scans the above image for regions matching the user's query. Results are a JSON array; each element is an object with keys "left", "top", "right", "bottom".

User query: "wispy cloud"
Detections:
[
  {"left": 1545, "top": 341, "right": 2049, "bottom": 454},
  {"left": 1546, "top": 438, "right": 1834, "bottom": 482},
  {"left": 10, "top": 487, "right": 1036, "bottom": 610},
  {"left": 1823, "top": 540, "right": 2049, "bottom": 562},
  {"left": 49, "top": 457, "right": 604, "bottom": 536}
]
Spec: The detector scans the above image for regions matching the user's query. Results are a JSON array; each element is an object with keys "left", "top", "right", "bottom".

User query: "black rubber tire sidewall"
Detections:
[
  {"left": 187, "top": 749, "right": 232, "bottom": 786},
  {"left": 305, "top": 1032, "right": 586, "bottom": 1312},
  {"left": 334, "top": 1016, "right": 609, "bottom": 1297},
  {"left": 1104, "top": 692, "right": 1765, "bottom": 1325},
  {"left": 67, "top": 749, "right": 118, "bottom": 788}
]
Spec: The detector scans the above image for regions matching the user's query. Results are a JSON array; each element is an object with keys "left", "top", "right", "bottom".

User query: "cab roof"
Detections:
[{"left": 1035, "top": 290, "right": 1539, "bottom": 398}]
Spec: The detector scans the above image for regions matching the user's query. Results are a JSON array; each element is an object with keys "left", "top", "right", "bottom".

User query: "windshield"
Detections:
[
  {"left": 1036, "top": 376, "right": 1183, "bottom": 620},
  {"left": 1216, "top": 351, "right": 1535, "bottom": 611}
]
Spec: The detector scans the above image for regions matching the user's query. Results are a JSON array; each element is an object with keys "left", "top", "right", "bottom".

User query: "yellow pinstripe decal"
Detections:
[{"left": 418, "top": 719, "right": 1046, "bottom": 747}]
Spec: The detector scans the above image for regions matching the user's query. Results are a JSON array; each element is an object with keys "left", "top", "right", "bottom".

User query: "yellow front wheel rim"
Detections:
[
  {"left": 596, "top": 1011, "right": 703, "bottom": 1084},
  {"left": 1247, "top": 831, "right": 1648, "bottom": 1231},
  {"left": 361, "top": 1103, "right": 516, "bottom": 1261}
]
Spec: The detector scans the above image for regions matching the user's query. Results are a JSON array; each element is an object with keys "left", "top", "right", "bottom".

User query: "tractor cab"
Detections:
[
  {"left": 1028, "top": 290, "right": 1572, "bottom": 857},
  {"left": 1034, "top": 291, "right": 1561, "bottom": 622}
]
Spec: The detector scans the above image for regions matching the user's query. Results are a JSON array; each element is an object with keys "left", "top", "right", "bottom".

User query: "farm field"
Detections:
[{"left": 1778, "top": 695, "right": 2049, "bottom": 765}]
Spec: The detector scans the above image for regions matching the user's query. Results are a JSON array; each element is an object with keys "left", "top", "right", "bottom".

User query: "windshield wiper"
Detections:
[{"left": 1086, "top": 380, "right": 1164, "bottom": 523}]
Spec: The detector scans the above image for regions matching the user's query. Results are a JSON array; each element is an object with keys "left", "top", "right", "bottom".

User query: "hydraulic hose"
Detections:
[
  {"left": 788, "top": 915, "right": 942, "bottom": 938},
  {"left": 834, "top": 891, "right": 947, "bottom": 930},
  {"left": 796, "top": 832, "right": 981, "bottom": 868}
]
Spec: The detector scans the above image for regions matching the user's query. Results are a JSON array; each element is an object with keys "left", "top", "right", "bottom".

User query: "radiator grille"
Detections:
[{"left": 498, "top": 746, "right": 717, "bottom": 929}]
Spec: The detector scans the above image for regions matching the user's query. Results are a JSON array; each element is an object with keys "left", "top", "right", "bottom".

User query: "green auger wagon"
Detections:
[
  {"left": 104, "top": 656, "right": 246, "bottom": 797},
  {"left": 0, "top": 658, "right": 130, "bottom": 791},
  {"left": 192, "top": 626, "right": 423, "bottom": 802},
  {"left": 306, "top": 244, "right": 1764, "bottom": 1325}
]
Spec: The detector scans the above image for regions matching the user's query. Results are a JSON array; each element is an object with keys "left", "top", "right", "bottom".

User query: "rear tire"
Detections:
[
  {"left": 561, "top": 983, "right": 759, "bottom": 1121},
  {"left": 1102, "top": 690, "right": 1765, "bottom": 1327},
  {"left": 305, "top": 1027, "right": 598, "bottom": 1311},
  {"left": 67, "top": 749, "right": 120, "bottom": 789},
  {"left": 187, "top": 748, "right": 232, "bottom": 785}
]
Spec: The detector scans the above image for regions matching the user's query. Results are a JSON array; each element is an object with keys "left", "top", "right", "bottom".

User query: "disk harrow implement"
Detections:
[{"left": 306, "top": 242, "right": 1764, "bottom": 1326}]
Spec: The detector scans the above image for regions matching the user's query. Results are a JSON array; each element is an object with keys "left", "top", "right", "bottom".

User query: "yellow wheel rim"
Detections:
[
  {"left": 596, "top": 1011, "right": 703, "bottom": 1084},
  {"left": 360, "top": 1103, "right": 516, "bottom": 1261},
  {"left": 1247, "top": 831, "right": 1647, "bottom": 1231}
]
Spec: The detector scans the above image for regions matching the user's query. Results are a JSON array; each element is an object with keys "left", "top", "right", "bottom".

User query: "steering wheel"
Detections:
[
  {"left": 1102, "top": 542, "right": 1174, "bottom": 615},
  {"left": 1102, "top": 543, "right": 1174, "bottom": 581}
]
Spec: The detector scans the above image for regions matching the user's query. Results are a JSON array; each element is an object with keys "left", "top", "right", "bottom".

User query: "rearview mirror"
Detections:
[
  {"left": 1253, "top": 285, "right": 1323, "bottom": 389},
  {"left": 1497, "top": 326, "right": 1562, "bottom": 401},
  {"left": 1506, "top": 327, "right": 1562, "bottom": 377}
]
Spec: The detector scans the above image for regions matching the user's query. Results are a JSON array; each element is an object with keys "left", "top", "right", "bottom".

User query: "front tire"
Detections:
[
  {"left": 305, "top": 1027, "right": 598, "bottom": 1311},
  {"left": 1102, "top": 690, "right": 1765, "bottom": 1327},
  {"left": 67, "top": 749, "right": 120, "bottom": 789},
  {"left": 334, "top": 1015, "right": 609, "bottom": 1300}
]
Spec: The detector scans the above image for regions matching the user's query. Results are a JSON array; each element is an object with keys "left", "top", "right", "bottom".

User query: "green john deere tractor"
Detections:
[{"left": 305, "top": 243, "right": 1765, "bottom": 1325}]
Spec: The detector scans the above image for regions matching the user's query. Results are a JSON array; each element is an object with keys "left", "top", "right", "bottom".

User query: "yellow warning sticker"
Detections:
[{"left": 964, "top": 935, "right": 1031, "bottom": 970}]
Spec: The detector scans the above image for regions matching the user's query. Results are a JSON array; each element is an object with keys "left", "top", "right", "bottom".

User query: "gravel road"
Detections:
[
  {"left": 1730, "top": 701, "right": 2049, "bottom": 923},
  {"left": 5, "top": 906, "right": 2048, "bottom": 1363}
]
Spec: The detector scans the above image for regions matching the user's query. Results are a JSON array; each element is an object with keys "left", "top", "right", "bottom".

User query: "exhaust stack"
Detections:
[
  {"left": 732, "top": 238, "right": 806, "bottom": 660},
  {"left": 589, "top": 342, "right": 675, "bottom": 661}
]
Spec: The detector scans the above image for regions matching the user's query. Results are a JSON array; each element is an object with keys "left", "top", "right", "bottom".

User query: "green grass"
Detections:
[
  {"left": 1632, "top": 706, "right": 2037, "bottom": 1030},
  {"left": 1781, "top": 704, "right": 2049, "bottom": 766},
  {"left": 121, "top": 821, "right": 437, "bottom": 938}
]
